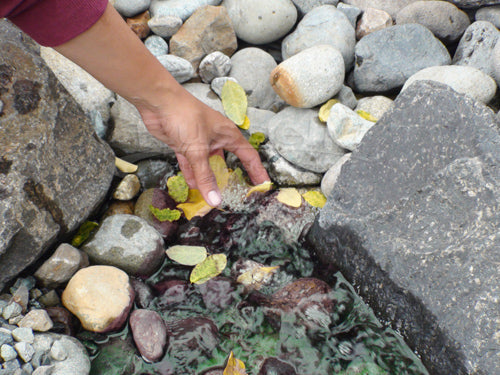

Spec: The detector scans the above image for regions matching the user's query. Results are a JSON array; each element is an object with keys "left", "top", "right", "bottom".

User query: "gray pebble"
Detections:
[
  {"left": 157, "top": 55, "right": 194, "bottom": 83},
  {"left": 114, "top": 0, "right": 151, "bottom": 17},
  {"left": 144, "top": 35, "right": 169, "bottom": 57},
  {"left": 0, "top": 329, "right": 13, "bottom": 346},
  {"left": 453, "top": 21, "right": 500, "bottom": 78},
  {"left": 150, "top": 0, "right": 222, "bottom": 20},
  {"left": 2, "top": 359, "right": 20, "bottom": 372},
  {"left": 12, "top": 327, "right": 34, "bottom": 344},
  {"left": 291, "top": 0, "right": 339, "bottom": 15},
  {"left": 32, "top": 365, "right": 54, "bottom": 375},
  {"left": 2, "top": 302, "right": 22, "bottom": 320},
  {"left": 10, "top": 278, "right": 36, "bottom": 294},
  {"left": 476, "top": 5, "right": 500, "bottom": 29},
  {"left": 352, "top": 23, "right": 451, "bottom": 92},
  {"left": 395, "top": 1, "right": 470, "bottom": 44},
  {"left": 199, "top": 51, "right": 231, "bottom": 83},
  {"left": 211, "top": 76, "right": 238, "bottom": 97},
  {"left": 21, "top": 363, "right": 34, "bottom": 374},
  {"left": 334, "top": 85, "right": 358, "bottom": 110},
  {"left": 34, "top": 244, "right": 85, "bottom": 288},
  {"left": 50, "top": 340, "right": 67, "bottom": 362},
  {"left": 148, "top": 15, "right": 183, "bottom": 38},
  {"left": 14, "top": 342, "right": 35, "bottom": 362},
  {"left": 246, "top": 107, "right": 276, "bottom": 136},
  {"left": 355, "top": 95, "right": 394, "bottom": 120},
  {"left": 1, "top": 343, "right": 18, "bottom": 361},
  {"left": 337, "top": 3, "right": 362, "bottom": 28},
  {"left": 282, "top": 5, "right": 356, "bottom": 70}
]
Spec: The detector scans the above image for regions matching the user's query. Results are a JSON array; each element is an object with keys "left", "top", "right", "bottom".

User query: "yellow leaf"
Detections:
[
  {"left": 221, "top": 80, "right": 248, "bottom": 126},
  {"left": 166, "top": 245, "right": 207, "bottom": 266},
  {"left": 223, "top": 351, "right": 247, "bottom": 375},
  {"left": 236, "top": 265, "right": 279, "bottom": 290},
  {"left": 248, "top": 132, "right": 266, "bottom": 150},
  {"left": 318, "top": 99, "right": 339, "bottom": 122},
  {"left": 209, "top": 154, "right": 231, "bottom": 191},
  {"left": 190, "top": 254, "right": 227, "bottom": 284},
  {"left": 302, "top": 190, "right": 327, "bottom": 208},
  {"left": 177, "top": 189, "right": 212, "bottom": 220},
  {"left": 277, "top": 188, "right": 302, "bottom": 208},
  {"left": 356, "top": 110, "right": 378, "bottom": 122},
  {"left": 115, "top": 157, "right": 138, "bottom": 173},
  {"left": 238, "top": 116, "right": 250, "bottom": 130},
  {"left": 167, "top": 173, "right": 189, "bottom": 203},
  {"left": 246, "top": 181, "right": 273, "bottom": 197}
]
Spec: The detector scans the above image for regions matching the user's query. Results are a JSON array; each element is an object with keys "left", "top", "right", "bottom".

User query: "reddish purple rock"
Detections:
[{"left": 130, "top": 309, "right": 168, "bottom": 363}]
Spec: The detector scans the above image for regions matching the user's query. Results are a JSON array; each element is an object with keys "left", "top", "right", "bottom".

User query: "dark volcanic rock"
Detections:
[
  {"left": 0, "top": 21, "right": 115, "bottom": 290},
  {"left": 308, "top": 81, "right": 499, "bottom": 374}
]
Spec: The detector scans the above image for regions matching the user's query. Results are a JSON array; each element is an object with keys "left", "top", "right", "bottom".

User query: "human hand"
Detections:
[{"left": 136, "top": 85, "right": 270, "bottom": 207}]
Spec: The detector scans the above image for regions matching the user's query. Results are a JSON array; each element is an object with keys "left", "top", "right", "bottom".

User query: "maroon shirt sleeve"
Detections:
[{"left": 1, "top": 0, "right": 108, "bottom": 47}]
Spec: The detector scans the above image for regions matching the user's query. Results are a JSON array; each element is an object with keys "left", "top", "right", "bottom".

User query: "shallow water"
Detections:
[{"left": 85, "top": 196, "right": 429, "bottom": 375}]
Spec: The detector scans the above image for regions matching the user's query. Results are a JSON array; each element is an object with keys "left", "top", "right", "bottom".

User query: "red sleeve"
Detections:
[{"left": 1, "top": 0, "right": 108, "bottom": 47}]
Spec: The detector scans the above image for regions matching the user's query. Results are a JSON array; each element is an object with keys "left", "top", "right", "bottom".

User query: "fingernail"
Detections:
[{"left": 207, "top": 190, "right": 222, "bottom": 207}]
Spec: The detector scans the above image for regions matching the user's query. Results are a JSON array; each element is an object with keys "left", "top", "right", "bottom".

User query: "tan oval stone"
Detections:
[
  {"left": 113, "top": 174, "right": 141, "bottom": 200},
  {"left": 62, "top": 266, "right": 134, "bottom": 332},
  {"left": 18, "top": 309, "right": 53, "bottom": 332}
]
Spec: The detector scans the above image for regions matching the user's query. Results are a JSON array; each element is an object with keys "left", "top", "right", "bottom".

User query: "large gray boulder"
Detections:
[
  {"left": 352, "top": 23, "right": 451, "bottom": 92},
  {"left": 0, "top": 21, "right": 115, "bottom": 290},
  {"left": 308, "top": 81, "right": 499, "bottom": 374}
]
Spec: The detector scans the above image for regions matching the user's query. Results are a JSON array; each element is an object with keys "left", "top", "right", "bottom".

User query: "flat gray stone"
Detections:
[
  {"left": 282, "top": 5, "right": 356, "bottom": 70},
  {"left": 113, "top": 0, "right": 151, "bottom": 17},
  {"left": 343, "top": 0, "right": 421, "bottom": 17},
  {"left": 147, "top": 15, "right": 182, "bottom": 38},
  {"left": 308, "top": 81, "right": 500, "bottom": 374},
  {"left": 268, "top": 106, "right": 346, "bottom": 173},
  {"left": 475, "top": 5, "right": 500, "bottom": 28},
  {"left": 246, "top": 107, "right": 276, "bottom": 136},
  {"left": 144, "top": 35, "right": 169, "bottom": 57},
  {"left": 395, "top": 1, "right": 470, "bottom": 44},
  {"left": 336, "top": 3, "right": 362, "bottom": 28},
  {"left": 449, "top": 0, "right": 500, "bottom": 8},
  {"left": 82, "top": 214, "right": 164, "bottom": 277},
  {"left": 291, "top": 0, "right": 339, "bottom": 15},
  {"left": 352, "top": 23, "right": 451, "bottom": 92},
  {"left": 453, "top": 21, "right": 500, "bottom": 79},
  {"left": 0, "top": 21, "right": 115, "bottom": 290}
]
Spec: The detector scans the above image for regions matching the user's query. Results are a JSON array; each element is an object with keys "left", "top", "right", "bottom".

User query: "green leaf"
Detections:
[
  {"left": 167, "top": 173, "right": 189, "bottom": 203},
  {"left": 149, "top": 205, "right": 182, "bottom": 222},
  {"left": 166, "top": 245, "right": 208, "bottom": 266},
  {"left": 190, "top": 254, "right": 227, "bottom": 284},
  {"left": 248, "top": 132, "right": 266, "bottom": 150},
  {"left": 71, "top": 221, "right": 99, "bottom": 247},
  {"left": 221, "top": 80, "right": 248, "bottom": 126},
  {"left": 356, "top": 110, "right": 378, "bottom": 122}
]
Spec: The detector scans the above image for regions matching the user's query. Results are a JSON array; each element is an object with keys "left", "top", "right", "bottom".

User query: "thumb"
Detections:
[{"left": 188, "top": 151, "right": 221, "bottom": 207}]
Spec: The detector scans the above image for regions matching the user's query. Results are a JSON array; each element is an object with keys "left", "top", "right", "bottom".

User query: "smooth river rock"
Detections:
[
  {"left": 342, "top": 0, "right": 419, "bottom": 17},
  {"left": 475, "top": 5, "right": 500, "bottom": 28},
  {"left": 282, "top": 5, "right": 356, "bottom": 70},
  {"left": 352, "top": 23, "right": 451, "bottom": 92},
  {"left": 268, "top": 106, "right": 346, "bottom": 173},
  {"left": 82, "top": 214, "right": 165, "bottom": 277},
  {"left": 402, "top": 65, "right": 497, "bottom": 104},
  {"left": 0, "top": 21, "right": 115, "bottom": 291},
  {"left": 395, "top": 1, "right": 470, "bottom": 43},
  {"left": 222, "top": 0, "right": 297, "bottom": 45},
  {"left": 308, "top": 81, "right": 500, "bottom": 375},
  {"left": 291, "top": 0, "right": 339, "bottom": 15},
  {"left": 150, "top": 0, "right": 222, "bottom": 20},
  {"left": 270, "top": 44, "right": 345, "bottom": 108}
]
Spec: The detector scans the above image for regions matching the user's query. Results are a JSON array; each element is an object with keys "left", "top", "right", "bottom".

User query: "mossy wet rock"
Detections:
[
  {"left": 352, "top": 23, "right": 451, "bottom": 92},
  {"left": 308, "top": 81, "right": 500, "bottom": 374},
  {"left": 0, "top": 20, "right": 115, "bottom": 291},
  {"left": 82, "top": 214, "right": 165, "bottom": 277},
  {"left": 62, "top": 266, "right": 135, "bottom": 333},
  {"left": 270, "top": 44, "right": 345, "bottom": 108}
]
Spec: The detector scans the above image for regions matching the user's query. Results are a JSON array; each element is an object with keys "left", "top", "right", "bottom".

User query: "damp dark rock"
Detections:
[{"left": 308, "top": 81, "right": 500, "bottom": 374}]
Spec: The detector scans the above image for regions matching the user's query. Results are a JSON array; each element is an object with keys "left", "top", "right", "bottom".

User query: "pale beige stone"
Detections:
[
  {"left": 62, "top": 266, "right": 134, "bottom": 332},
  {"left": 113, "top": 174, "right": 141, "bottom": 200},
  {"left": 18, "top": 309, "right": 53, "bottom": 332},
  {"left": 356, "top": 7, "right": 393, "bottom": 39}
]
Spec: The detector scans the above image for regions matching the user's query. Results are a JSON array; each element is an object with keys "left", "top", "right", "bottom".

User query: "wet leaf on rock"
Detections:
[
  {"left": 71, "top": 221, "right": 98, "bottom": 247},
  {"left": 318, "top": 99, "right": 339, "bottom": 122},
  {"left": 302, "top": 191, "right": 327, "bottom": 208},
  {"left": 276, "top": 188, "right": 302, "bottom": 208},
  {"left": 177, "top": 189, "right": 214, "bottom": 220},
  {"left": 248, "top": 132, "right": 266, "bottom": 151},
  {"left": 236, "top": 265, "right": 279, "bottom": 290},
  {"left": 356, "top": 110, "right": 377, "bottom": 122},
  {"left": 190, "top": 254, "right": 227, "bottom": 285},
  {"left": 223, "top": 351, "right": 247, "bottom": 375},
  {"left": 115, "top": 157, "right": 138, "bottom": 173},
  {"left": 221, "top": 80, "right": 248, "bottom": 126},
  {"left": 166, "top": 245, "right": 208, "bottom": 266},
  {"left": 149, "top": 205, "right": 182, "bottom": 222},
  {"left": 246, "top": 181, "right": 273, "bottom": 197},
  {"left": 167, "top": 173, "right": 189, "bottom": 203}
]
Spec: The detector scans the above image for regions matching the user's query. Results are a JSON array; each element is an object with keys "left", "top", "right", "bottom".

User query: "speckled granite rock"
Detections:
[
  {"left": 308, "top": 81, "right": 500, "bottom": 375},
  {"left": 0, "top": 20, "right": 115, "bottom": 291}
]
